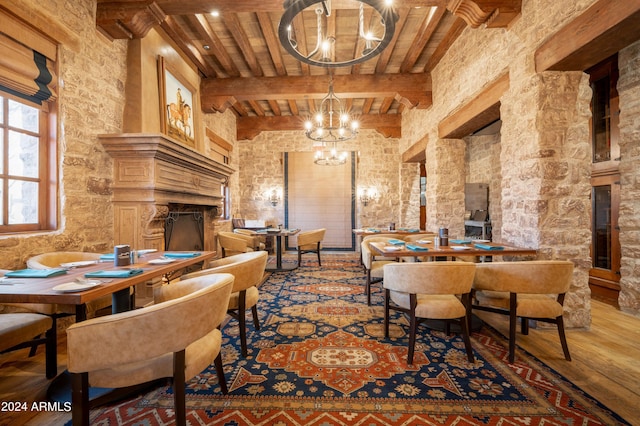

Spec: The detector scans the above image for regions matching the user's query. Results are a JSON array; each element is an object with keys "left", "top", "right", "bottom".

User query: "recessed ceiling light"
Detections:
[
  {"left": 210, "top": 10, "right": 220, "bottom": 17},
  {"left": 203, "top": 45, "right": 211, "bottom": 50}
]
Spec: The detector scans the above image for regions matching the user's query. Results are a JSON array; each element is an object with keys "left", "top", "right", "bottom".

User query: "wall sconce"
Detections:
[
  {"left": 358, "top": 187, "right": 377, "bottom": 206},
  {"left": 269, "top": 188, "right": 281, "bottom": 206}
]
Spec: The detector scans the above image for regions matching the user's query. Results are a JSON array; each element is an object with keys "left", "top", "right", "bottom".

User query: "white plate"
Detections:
[
  {"left": 451, "top": 246, "right": 471, "bottom": 250},
  {"left": 472, "top": 239, "right": 490, "bottom": 243},
  {"left": 52, "top": 281, "right": 102, "bottom": 292},
  {"left": 416, "top": 239, "right": 432, "bottom": 244},
  {"left": 148, "top": 258, "right": 177, "bottom": 265},
  {"left": 384, "top": 246, "right": 401, "bottom": 251},
  {"left": 60, "top": 260, "right": 98, "bottom": 268}
]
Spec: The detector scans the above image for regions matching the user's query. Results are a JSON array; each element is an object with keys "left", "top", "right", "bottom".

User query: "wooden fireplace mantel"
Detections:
[{"left": 99, "top": 133, "right": 235, "bottom": 250}]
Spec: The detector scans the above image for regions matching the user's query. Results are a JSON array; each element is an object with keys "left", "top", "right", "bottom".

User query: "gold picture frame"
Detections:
[{"left": 158, "top": 56, "right": 196, "bottom": 147}]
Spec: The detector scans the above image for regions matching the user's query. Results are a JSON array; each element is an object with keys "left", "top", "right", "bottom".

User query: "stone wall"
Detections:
[
  {"left": 233, "top": 129, "right": 401, "bottom": 231},
  {"left": 0, "top": 0, "right": 127, "bottom": 270},
  {"left": 618, "top": 40, "right": 640, "bottom": 314}
]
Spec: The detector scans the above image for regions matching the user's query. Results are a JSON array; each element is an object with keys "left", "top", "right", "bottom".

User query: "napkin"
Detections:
[
  {"left": 388, "top": 239, "right": 405, "bottom": 245},
  {"left": 474, "top": 243, "right": 504, "bottom": 250},
  {"left": 367, "top": 228, "right": 380, "bottom": 232},
  {"left": 450, "top": 239, "right": 472, "bottom": 244},
  {"left": 84, "top": 269, "right": 144, "bottom": 278},
  {"left": 99, "top": 253, "right": 114, "bottom": 261},
  {"left": 406, "top": 244, "right": 429, "bottom": 251},
  {"left": 5, "top": 268, "right": 67, "bottom": 278},
  {"left": 163, "top": 252, "right": 201, "bottom": 258}
]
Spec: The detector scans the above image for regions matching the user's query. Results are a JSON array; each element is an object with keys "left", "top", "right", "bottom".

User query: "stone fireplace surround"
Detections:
[{"left": 99, "top": 133, "right": 234, "bottom": 254}]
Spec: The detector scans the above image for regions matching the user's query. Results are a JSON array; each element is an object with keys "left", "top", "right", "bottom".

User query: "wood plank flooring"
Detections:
[{"left": 1, "top": 299, "right": 639, "bottom": 425}]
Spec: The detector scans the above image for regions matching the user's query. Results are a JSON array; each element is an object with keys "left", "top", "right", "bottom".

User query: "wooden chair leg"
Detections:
[
  {"left": 317, "top": 243, "right": 322, "bottom": 266},
  {"left": 509, "top": 293, "right": 517, "bottom": 363},
  {"left": 366, "top": 271, "right": 372, "bottom": 306},
  {"left": 556, "top": 316, "right": 572, "bottom": 361},
  {"left": 251, "top": 305, "right": 260, "bottom": 330},
  {"left": 407, "top": 294, "right": 417, "bottom": 365},
  {"left": 298, "top": 250, "right": 302, "bottom": 266},
  {"left": 173, "top": 350, "right": 187, "bottom": 426},
  {"left": 384, "top": 289, "right": 390, "bottom": 338},
  {"left": 238, "top": 291, "right": 248, "bottom": 357},
  {"left": 459, "top": 316, "right": 475, "bottom": 363},
  {"left": 71, "top": 372, "right": 90, "bottom": 426},
  {"left": 214, "top": 351, "right": 228, "bottom": 394}
]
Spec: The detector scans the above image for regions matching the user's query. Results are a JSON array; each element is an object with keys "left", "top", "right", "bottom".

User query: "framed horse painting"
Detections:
[{"left": 157, "top": 56, "right": 196, "bottom": 148}]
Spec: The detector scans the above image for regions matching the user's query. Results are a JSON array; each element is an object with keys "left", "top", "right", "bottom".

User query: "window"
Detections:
[{"left": 0, "top": 93, "right": 55, "bottom": 232}]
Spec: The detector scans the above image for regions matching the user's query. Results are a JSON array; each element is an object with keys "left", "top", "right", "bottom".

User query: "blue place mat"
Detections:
[
  {"left": 450, "top": 239, "right": 472, "bottom": 244},
  {"left": 85, "top": 269, "right": 144, "bottom": 278},
  {"left": 406, "top": 244, "right": 429, "bottom": 252},
  {"left": 5, "top": 268, "right": 67, "bottom": 278},
  {"left": 388, "top": 239, "right": 405, "bottom": 245},
  {"left": 163, "top": 252, "right": 202, "bottom": 258},
  {"left": 367, "top": 228, "right": 380, "bottom": 233},
  {"left": 474, "top": 243, "right": 504, "bottom": 250}
]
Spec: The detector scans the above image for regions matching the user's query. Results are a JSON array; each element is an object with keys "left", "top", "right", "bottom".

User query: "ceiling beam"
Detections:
[
  {"left": 446, "top": 0, "right": 521, "bottom": 28},
  {"left": 237, "top": 114, "right": 402, "bottom": 140},
  {"left": 438, "top": 72, "right": 509, "bottom": 139},
  {"left": 535, "top": 0, "right": 640, "bottom": 72},
  {"left": 201, "top": 74, "right": 432, "bottom": 112}
]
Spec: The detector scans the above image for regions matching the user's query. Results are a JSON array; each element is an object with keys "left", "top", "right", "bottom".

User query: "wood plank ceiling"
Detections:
[{"left": 96, "top": 0, "right": 521, "bottom": 139}]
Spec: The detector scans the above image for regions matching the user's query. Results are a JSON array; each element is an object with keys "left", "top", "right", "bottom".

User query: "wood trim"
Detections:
[
  {"left": 402, "top": 135, "right": 428, "bottom": 163},
  {"left": 438, "top": 72, "right": 509, "bottom": 139},
  {"left": 205, "top": 127, "right": 233, "bottom": 152},
  {"left": 535, "top": 0, "right": 640, "bottom": 72}
]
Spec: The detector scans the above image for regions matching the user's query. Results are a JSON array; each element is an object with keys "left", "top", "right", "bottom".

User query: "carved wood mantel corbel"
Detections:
[{"left": 447, "top": 0, "right": 521, "bottom": 28}]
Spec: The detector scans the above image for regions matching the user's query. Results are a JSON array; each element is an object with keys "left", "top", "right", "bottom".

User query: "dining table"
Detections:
[
  {"left": 0, "top": 250, "right": 216, "bottom": 403},
  {"left": 257, "top": 228, "right": 300, "bottom": 272},
  {"left": 368, "top": 240, "right": 538, "bottom": 261}
]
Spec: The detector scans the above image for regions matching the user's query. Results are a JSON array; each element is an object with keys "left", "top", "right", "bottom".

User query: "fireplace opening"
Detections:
[{"left": 165, "top": 211, "right": 204, "bottom": 252}]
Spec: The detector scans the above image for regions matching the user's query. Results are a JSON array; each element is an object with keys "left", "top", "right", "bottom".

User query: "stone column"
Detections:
[
  {"left": 618, "top": 41, "right": 640, "bottom": 315},
  {"left": 501, "top": 71, "right": 592, "bottom": 328},
  {"left": 425, "top": 139, "right": 466, "bottom": 237}
]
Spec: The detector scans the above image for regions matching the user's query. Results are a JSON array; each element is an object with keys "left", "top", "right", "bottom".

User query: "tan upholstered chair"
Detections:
[
  {"left": 26, "top": 251, "right": 114, "bottom": 319},
  {"left": 361, "top": 237, "right": 398, "bottom": 306},
  {"left": 296, "top": 228, "right": 326, "bottom": 266},
  {"left": 218, "top": 231, "right": 259, "bottom": 257},
  {"left": 180, "top": 251, "right": 268, "bottom": 357},
  {"left": 383, "top": 262, "right": 476, "bottom": 364},
  {"left": 233, "top": 229, "right": 266, "bottom": 251},
  {"left": 66, "top": 273, "right": 234, "bottom": 426},
  {"left": 0, "top": 312, "right": 57, "bottom": 379},
  {"left": 472, "top": 260, "right": 574, "bottom": 363}
]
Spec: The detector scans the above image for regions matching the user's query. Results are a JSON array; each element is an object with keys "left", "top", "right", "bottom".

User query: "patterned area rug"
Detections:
[{"left": 87, "top": 253, "right": 628, "bottom": 425}]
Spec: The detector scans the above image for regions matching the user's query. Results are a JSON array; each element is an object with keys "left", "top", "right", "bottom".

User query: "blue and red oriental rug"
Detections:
[{"left": 88, "top": 253, "right": 628, "bottom": 425}]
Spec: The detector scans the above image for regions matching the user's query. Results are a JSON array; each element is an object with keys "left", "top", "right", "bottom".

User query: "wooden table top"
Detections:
[
  {"left": 0, "top": 251, "right": 216, "bottom": 305},
  {"left": 353, "top": 228, "right": 431, "bottom": 236},
  {"left": 368, "top": 241, "right": 537, "bottom": 258}
]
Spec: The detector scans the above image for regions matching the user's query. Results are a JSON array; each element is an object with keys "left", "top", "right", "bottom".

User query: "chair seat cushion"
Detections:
[
  {"left": 390, "top": 292, "right": 466, "bottom": 319},
  {"left": 475, "top": 290, "right": 510, "bottom": 309},
  {"left": 517, "top": 295, "right": 563, "bottom": 318},
  {"left": 0, "top": 313, "right": 52, "bottom": 352},
  {"left": 228, "top": 286, "right": 259, "bottom": 310}
]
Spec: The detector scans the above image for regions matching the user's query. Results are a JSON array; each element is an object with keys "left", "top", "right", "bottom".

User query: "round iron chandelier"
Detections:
[
  {"left": 305, "top": 74, "right": 358, "bottom": 143},
  {"left": 314, "top": 143, "right": 349, "bottom": 166},
  {"left": 278, "top": 0, "right": 398, "bottom": 68}
]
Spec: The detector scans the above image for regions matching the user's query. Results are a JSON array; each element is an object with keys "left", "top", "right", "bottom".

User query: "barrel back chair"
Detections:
[
  {"left": 361, "top": 236, "right": 399, "bottom": 306},
  {"left": 383, "top": 261, "right": 476, "bottom": 364},
  {"left": 472, "top": 260, "right": 574, "bottom": 363},
  {"left": 218, "top": 231, "right": 259, "bottom": 257},
  {"left": 27, "top": 251, "right": 127, "bottom": 320},
  {"left": 67, "top": 273, "right": 234, "bottom": 426},
  {"left": 296, "top": 228, "right": 326, "bottom": 266},
  {"left": 179, "top": 251, "right": 268, "bottom": 357},
  {"left": 1, "top": 270, "right": 58, "bottom": 379}
]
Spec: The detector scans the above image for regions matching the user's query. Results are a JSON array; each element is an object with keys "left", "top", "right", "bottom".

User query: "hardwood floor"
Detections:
[{"left": 1, "top": 299, "right": 638, "bottom": 425}]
